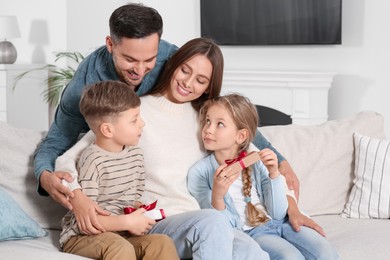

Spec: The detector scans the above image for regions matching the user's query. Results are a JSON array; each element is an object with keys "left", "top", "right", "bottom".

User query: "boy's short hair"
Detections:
[{"left": 80, "top": 80, "right": 140, "bottom": 132}]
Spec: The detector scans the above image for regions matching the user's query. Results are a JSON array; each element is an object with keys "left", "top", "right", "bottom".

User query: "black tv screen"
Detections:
[{"left": 201, "top": 0, "right": 342, "bottom": 45}]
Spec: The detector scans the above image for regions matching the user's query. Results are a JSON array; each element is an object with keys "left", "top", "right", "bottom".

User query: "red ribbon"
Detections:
[
  {"left": 224, "top": 151, "right": 248, "bottom": 169},
  {"left": 123, "top": 200, "right": 158, "bottom": 214}
]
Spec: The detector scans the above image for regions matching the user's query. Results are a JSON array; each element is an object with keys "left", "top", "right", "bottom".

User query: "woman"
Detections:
[{"left": 56, "top": 37, "right": 269, "bottom": 260}]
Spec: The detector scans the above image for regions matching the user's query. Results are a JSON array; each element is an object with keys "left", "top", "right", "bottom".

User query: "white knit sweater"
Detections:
[
  {"left": 56, "top": 95, "right": 203, "bottom": 216},
  {"left": 139, "top": 95, "right": 203, "bottom": 215}
]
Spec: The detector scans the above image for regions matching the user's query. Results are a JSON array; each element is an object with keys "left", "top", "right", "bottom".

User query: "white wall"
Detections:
[
  {"left": 2, "top": 0, "right": 390, "bottom": 137},
  {"left": 0, "top": 0, "right": 67, "bottom": 64}
]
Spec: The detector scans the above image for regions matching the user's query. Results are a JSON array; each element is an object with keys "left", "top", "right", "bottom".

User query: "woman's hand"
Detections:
[
  {"left": 70, "top": 189, "right": 111, "bottom": 235},
  {"left": 259, "top": 148, "right": 279, "bottom": 178},
  {"left": 212, "top": 165, "right": 239, "bottom": 210}
]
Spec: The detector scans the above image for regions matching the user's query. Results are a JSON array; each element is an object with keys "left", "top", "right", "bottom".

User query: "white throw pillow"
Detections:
[{"left": 342, "top": 133, "right": 390, "bottom": 219}]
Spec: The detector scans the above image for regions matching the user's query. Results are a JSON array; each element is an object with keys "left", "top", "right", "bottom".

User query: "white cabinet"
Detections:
[
  {"left": 222, "top": 70, "right": 334, "bottom": 125},
  {"left": 0, "top": 64, "right": 49, "bottom": 131}
]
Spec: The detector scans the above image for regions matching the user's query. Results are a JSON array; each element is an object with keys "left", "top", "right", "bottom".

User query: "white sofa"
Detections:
[{"left": 0, "top": 111, "right": 389, "bottom": 259}]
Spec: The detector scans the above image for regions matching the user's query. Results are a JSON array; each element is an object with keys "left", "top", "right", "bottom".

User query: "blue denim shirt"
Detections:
[
  {"left": 34, "top": 39, "right": 178, "bottom": 195},
  {"left": 253, "top": 130, "right": 285, "bottom": 163}
]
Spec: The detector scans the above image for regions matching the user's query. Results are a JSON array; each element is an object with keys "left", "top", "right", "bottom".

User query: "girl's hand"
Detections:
[
  {"left": 212, "top": 165, "right": 240, "bottom": 210},
  {"left": 259, "top": 148, "right": 279, "bottom": 179}
]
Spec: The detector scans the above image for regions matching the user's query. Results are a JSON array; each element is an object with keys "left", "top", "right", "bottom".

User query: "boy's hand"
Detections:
[
  {"left": 125, "top": 208, "right": 156, "bottom": 235},
  {"left": 259, "top": 148, "right": 279, "bottom": 178}
]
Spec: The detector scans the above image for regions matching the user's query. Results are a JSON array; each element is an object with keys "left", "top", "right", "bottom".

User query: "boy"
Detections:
[{"left": 59, "top": 80, "right": 178, "bottom": 260}]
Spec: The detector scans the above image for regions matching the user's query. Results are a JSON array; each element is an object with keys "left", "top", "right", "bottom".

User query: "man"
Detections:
[{"left": 35, "top": 3, "right": 177, "bottom": 210}]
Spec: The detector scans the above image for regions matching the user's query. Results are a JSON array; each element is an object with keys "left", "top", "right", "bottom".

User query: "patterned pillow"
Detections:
[{"left": 342, "top": 133, "right": 390, "bottom": 219}]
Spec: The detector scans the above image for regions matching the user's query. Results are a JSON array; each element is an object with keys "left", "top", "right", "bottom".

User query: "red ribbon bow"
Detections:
[
  {"left": 224, "top": 151, "right": 248, "bottom": 169},
  {"left": 123, "top": 200, "right": 158, "bottom": 214}
]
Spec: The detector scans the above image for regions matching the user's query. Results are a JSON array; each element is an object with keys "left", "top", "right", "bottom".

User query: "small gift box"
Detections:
[
  {"left": 123, "top": 200, "right": 166, "bottom": 222},
  {"left": 223, "top": 151, "right": 260, "bottom": 174}
]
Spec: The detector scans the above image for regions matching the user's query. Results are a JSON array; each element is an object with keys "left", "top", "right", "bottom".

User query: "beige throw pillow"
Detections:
[{"left": 260, "top": 111, "right": 385, "bottom": 216}]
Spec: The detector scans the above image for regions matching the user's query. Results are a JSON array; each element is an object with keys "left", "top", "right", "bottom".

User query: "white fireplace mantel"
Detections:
[{"left": 221, "top": 70, "right": 335, "bottom": 125}]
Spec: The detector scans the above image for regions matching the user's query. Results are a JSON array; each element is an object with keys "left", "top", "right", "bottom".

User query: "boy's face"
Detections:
[
  {"left": 111, "top": 106, "right": 145, "bottom": 147},
  {"left": 106, "top": 33, "right": 159, "bottom": 89}
]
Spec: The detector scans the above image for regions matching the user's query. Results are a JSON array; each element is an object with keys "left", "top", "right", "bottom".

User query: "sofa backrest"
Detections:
[
  {"left": 260, "top": 111, "right": 385, "bottom": 216},
  {"left": 0, "top": 111, "right": 385, "bottom": 228},
  {"left": 0, "top": 122, "right": 67, "bottom": 230}
]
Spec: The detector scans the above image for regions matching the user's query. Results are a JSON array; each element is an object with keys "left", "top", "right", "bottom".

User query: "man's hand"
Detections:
[
  {"left": 40, "top": 170, "right": 74, "bottom": 210},
  {"left": 279, "top": 160, "right": 300, "bottom": 200},
  {"left": 70, "top": 189, "right": 111, "bottom": 235},
  {"left": 287, "top": 196, "right": 326, "bottom": 237}
]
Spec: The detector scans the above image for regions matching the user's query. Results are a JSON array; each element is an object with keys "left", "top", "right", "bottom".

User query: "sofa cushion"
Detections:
[
  {"left": 0, "top": 187, "right": 47, "bottom": 241},
  {"left": 313, "top": 214, "right": 390, "bottom": 259},
  {"left": 0, "top": 229, "right": 92, "bottom": 259},
  {"left": 342, "top": 133, "right": 390, "bottom": 219},
  {"left": 260, "top": 111, "right": 385, "bottom": 216},
  {"left": 0, "top": 122, "right": 67, "bottom": 230}
]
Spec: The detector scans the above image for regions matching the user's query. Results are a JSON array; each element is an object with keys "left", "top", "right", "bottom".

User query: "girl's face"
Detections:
[
  {"left": 164, "top": 54, "right": 212, "bottom": 104},
  {"left": 202, "top": 104, "right": 243, "bottom": 154}
]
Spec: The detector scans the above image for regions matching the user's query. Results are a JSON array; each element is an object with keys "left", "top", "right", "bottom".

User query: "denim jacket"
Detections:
[
  {"left": 34, "top": 39, "right": 178, "bottom": 195},
  {"left": 187, "top": 153, "right": 288, "bottom": 230}
]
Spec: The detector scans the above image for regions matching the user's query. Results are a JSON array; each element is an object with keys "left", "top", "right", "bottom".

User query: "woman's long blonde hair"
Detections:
[{"left": 200, "top": 93, "right": 269, "bottom": 227}]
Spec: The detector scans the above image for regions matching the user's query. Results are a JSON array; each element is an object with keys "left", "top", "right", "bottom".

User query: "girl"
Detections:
[{"left": 188, "top": 93, "right": 339, "bottom": 260}]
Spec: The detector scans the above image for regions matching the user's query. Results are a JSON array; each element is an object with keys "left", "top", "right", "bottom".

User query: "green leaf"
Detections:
[{"left": 13, "top": 51, "right": 84, "bottom": 107}]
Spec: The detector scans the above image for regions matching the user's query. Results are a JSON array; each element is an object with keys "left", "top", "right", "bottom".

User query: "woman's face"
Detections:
[{"left": 164, "top": 54, "right": 212, "bottom": 104}]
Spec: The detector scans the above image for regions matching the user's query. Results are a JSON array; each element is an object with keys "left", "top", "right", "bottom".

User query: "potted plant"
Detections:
[{"left": 13, "top": 51, "right": 84, "bottom": 107}]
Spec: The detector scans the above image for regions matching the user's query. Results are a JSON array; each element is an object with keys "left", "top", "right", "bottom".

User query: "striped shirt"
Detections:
[{"left": 59, "top": 143, "right": 145, "bottom": 246}]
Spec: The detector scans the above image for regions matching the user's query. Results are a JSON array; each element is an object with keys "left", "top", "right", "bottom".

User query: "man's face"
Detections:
[{"left": 106, "top": 33, "right": 159, "bottom": 89}]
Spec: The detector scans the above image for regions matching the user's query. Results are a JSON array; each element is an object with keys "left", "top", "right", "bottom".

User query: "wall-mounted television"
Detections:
[{"left": 200, "top": 0, "right": 342, "bottom": 45}]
